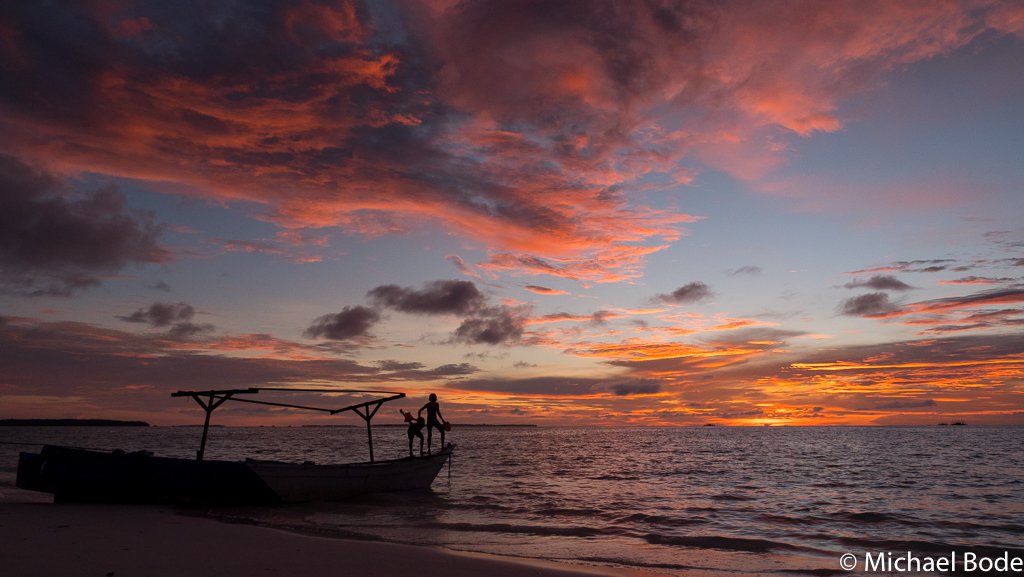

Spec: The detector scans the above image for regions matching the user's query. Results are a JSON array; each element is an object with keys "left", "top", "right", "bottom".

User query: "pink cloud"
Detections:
[{"left": 524, "top": 285, "right": 570, "bottom": 296}]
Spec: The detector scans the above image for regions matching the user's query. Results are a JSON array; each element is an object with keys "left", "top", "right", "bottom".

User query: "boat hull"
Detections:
[
  {"left": 247, "top": 445, "right": 453, "bottom": 503},
  {"left": 16, "top": 444, "right": 452, "bottom": 504}
]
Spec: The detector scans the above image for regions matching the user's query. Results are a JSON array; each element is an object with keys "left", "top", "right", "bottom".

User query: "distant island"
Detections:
[{"left": 0, "top": 418, "right": 150, "bottom": 427}]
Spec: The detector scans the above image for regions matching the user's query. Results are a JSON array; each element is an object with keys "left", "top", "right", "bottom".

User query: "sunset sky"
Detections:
[{"left": 1, "top": 0, "right": 1022, "bottom": 426}]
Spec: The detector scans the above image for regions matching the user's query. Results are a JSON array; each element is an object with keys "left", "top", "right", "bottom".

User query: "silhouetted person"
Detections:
[
  {"left": 418, "top": 393, "right": 446, "bottom": 453},
  {"left": 400, "top": 409, "right": 425, "bottom": 457}
]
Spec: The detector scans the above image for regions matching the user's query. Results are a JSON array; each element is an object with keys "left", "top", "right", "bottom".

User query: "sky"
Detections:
[{"left": 1, "top": 0, "right": 1022, "bottom": 427}]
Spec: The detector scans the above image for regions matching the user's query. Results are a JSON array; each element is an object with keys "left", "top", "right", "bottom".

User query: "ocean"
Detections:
[{"left": 2, "top": 425, "right": 1021, "bottom": 575}]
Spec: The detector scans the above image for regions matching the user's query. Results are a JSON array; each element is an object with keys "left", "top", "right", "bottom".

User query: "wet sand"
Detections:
[
  {"left": 0, "top": 478, "right": 825, "bottom": 577},
  {"left": 0, "top": 482, "right": 657, "bottom": 577},
  {"left": 0, "top": 501, "right": 651, "bottom": 577}
]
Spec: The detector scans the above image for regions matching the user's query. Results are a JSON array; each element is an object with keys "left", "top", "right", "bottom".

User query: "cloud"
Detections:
[
  {"left": 851, "top": 397, "right": 937, "bottom": 411},
  {"left": 839, "top": 293, "right": 901, "bottom": 317},
  {"left": 609, "top": 381, "right": 661, "bottom": 396},
  {"left": 452, "top": 376, "right": 604, "bottom": 396},
  {"left": 453, "top": 306, "right": 528, "bottom": 345},
  {"left": 656, "top": 282, "right": 713, "bottom": 305},
  {"left": 166, "top": 322, "right": 215, "bottom": 339},
  {"left": 849, "top": 260, "right": 956, "bottom": 275},
  {"left": 119, "top": 302, "right": 196, "bottom": 327},
  {"left": 368, "top": 280, "right": 486, "bottom": 315},
  {"left": 3, "top": 2, "right": 1017, "bottom": 285},
  {"left": 906, "top": 287, "right": 1024, "bottom": 314},
  {"left": 377, "top": 360, "right": 426, "bottom": 371},
  {"left": 0, "top": 154, "right": 168, "bottom": 296},
  {"left": 217, "top": 238, "right": 321, "bottom": 264},
  {"left": 482, "top": 245, "right": 676, "bottom": 284},
  {"left": 787, "top": 332, "right": 1024, "bottom": 399},
  {"left": 843, "top": 275, "right": 914, "bottom": 291},
  {"left": 117, "top": 301, "right": 213, "bottom": 339},
  {"left": 362, "top": 279, "right": 530, "bottom": 346},
  {"left": 940, "top": 276, "right": 1015, "bottom": 285},
  {"left": 427, "top": 363, "right": 479, "bottom": 376},
  {"left": 304, "top": 306, "right": 381, "bottom": 340},
  {"left": 728, "top": 265, "right": 762, "bottom": 276},
  {"left": 524, "top": 285, "right": 569, "bottom": 296},
  {"left": 839, "top": 285, "right": 1024, "bottom": 330},
  {"left": 446, "top": 255, "right": 479, "bottom": 278},
  {"left": 1, "top": 316, "right": 506, "bottom": 406},
  {"left": 0, "top": 316, "right": 382, "bottom": 399}
]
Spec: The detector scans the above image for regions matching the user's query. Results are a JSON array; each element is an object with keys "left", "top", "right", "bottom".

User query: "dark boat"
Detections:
[{"left": 16, "top": 388, "right": 453, "bottom": 504}]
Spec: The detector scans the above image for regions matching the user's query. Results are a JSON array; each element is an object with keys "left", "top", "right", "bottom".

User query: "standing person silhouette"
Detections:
[{"left": 418, "top": 393, "right": 446, "bottom": 454}]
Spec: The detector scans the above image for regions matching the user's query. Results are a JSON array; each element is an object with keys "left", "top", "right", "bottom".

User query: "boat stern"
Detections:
[{"left": 15, "top": 451, "right": 52, "bottom": 493}]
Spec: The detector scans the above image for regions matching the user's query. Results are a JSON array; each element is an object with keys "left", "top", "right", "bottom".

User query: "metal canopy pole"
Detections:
[
  {"left": 347, "top": 400, "right": 385, "bottom": 463},
  {"left": 172, "top": 388, "right": 258, "bottom": 461}
]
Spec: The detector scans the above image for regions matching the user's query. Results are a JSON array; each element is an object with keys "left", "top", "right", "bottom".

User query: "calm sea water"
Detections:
[{"left": 2, "top": 425, "right": 1022, "bottom": 575}]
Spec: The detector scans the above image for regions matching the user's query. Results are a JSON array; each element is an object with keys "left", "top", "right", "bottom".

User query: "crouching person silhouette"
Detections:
[{"left": 400, "top": 409, "right": 425, "bottom": 457}]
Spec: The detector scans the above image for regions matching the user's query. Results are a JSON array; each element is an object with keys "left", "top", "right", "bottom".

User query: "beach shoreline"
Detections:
[
  {"left": 1, "top": 500, "right": 665, "bottom": 577},
  {"left": 0, "top": 474, "right": 778, "bottom": 577}
]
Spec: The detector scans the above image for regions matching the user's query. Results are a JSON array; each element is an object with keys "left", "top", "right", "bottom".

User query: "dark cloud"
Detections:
[
  {"left": 850, "top": 259, "right": 956, "bottom": 275},
  {"left": 0, "top": 316, "right": 381, "bottom": 398},
  {"left": 119, "top": 302, "right": 195, "bottom": 327},
  {"left": 920, "top": 308, "right": 1024, "bottom": 334},
  {"left": 453, "top": 306, "right": 527, "bottom": 345},
  {"left": 843, "top": 275, "right": 914, "bottom": 291},
  {"left": 368, "top": 280, "right": 486, "bottom": 315},
  {"left": 848, "top": 397, "right": 937, "bottom": 411},
  {"left": 0, "top": 316, "right": 499, "bottom": 404},
  {"left": 117, "top": 302, "right": 211, "bottom": 338},
  {"left": 453, "top": 376, "right": 604, "bottom": 396},
  {"left": 728, "top": 266, "right": 762, "bottom": 276},
  {"left": 702, "top": 328, "right": 806, "bottom": 347},
  {"left": 304, "top": 306, "right": 381, "bottom": 340},
  {"left": 166, "top": 322, "right": 215, "bottom": 339},
  {"left": 377, "top": 360, "right": 426, "bottom": 371},
  {"left": 656, "top": 282, "right": 712, "bottom": 304},
  {"left": 915, "top": 287, "right": 1024, "bottom": 312},
  {"left": 839, "top": 293, "right": 901, "bottom": 317},
  {"left": 427, "top": 363, "right": 479, "bottom": 376},
  {"left": 942, "top": 276, "right": 1015, "bottom": 285},
  {"left": 787, "top": 333, "right": 1024, "bottom": 378},
  {"left": 609, "top": 381, "right": 661, "bottom": 396},
  {"left": 0, "top": 155, "right": 168, "bottom": 296}
]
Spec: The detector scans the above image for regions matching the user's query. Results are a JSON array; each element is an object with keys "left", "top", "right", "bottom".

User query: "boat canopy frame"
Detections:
[{"left": 171, "top": 388, "right": 406, "bottom": 463}]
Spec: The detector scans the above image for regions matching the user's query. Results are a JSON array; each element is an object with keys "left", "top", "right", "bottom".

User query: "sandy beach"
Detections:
[{"left": 0, "top": 500, "right": 650, "bottom": 577}]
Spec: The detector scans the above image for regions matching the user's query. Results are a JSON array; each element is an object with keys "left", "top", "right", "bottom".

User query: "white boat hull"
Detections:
[{"left": 247, "top": 445, "right": 453, "bottom": 502}]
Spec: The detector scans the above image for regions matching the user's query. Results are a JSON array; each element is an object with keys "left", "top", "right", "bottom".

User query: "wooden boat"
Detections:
[
  {"left": 15, "top": 388, "right": 453, "bottom": 504},
  {"left": 247, "top": 447, "right": 452, "bottom": 503}
]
